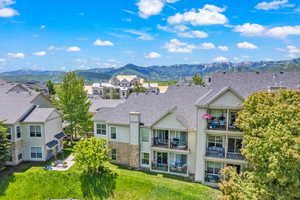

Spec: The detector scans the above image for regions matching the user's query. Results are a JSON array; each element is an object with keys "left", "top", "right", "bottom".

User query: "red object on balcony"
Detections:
[{"left": 203, "top": 114, "right": 213, "bottom": 119}]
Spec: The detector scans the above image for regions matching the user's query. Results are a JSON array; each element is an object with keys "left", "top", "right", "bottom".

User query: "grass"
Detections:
[{"left": 0, "top": 149, "right": 220, "bottom": 200}]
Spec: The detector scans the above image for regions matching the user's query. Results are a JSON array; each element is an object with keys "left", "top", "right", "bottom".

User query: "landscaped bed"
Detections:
[{"left": 0, "top": 161, "right": 220, "bottom": 200}]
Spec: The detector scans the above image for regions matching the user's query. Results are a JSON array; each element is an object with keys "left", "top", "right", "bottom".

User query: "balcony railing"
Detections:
[
  {"left": 170, "top": 162, "right": 187, "bottom": 174},
  {"left": 152, "top": 138, "right": 169, "bottom": 148},
  {"left": 151, "top": 161, "right": 168, "bottom": 172},
  {"left": 227, "top": 152, "right": 244, "bottom": 160},
  {"left": 207, "top": 120, "right": 227, "bottom": 130},
  {"left": 170, "top": 138, "right": 188, "bottom": 150},
  {"left": 206, "top": 146, "right": 225, "bottom": 158},
  {"left": 205, "top": 172, "right": 221, "bottom": 183}
]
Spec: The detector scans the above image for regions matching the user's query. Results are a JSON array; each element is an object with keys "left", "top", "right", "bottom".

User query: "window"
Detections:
[
  {"left": 18, "top": 153, "right": 23, "bottom": 160},
  {"left": 141, "top": 128, "right": 149, "bottom": 142},
  {"left": 142, "top": 152, "right": 149, "bottom": 165},
  {"left": 111, "top": 149, "right": 117, "bottom": 160},
  {"left": 16, "top": 126, "right": 21, "bottom": 138},
  {"left": 110, "top": 127, "right": 116, "bottom": 139},
  {"left": 30, "top": 126, "right": 41, "bottom": 137},
  {"left": 228, "top": 138, "right": 243, "bottom": 153},
  {"left": 31, "top": 147, "right": 42, "bottom": 159},
  {"left": 96, "top": 124, "right": 106, "bottom": 135},
  {"left": 208, "top": 136, "right": 223, "bottom": 148},
  {"left": 207, "top": 161, "right": 223, "bottom": 175},
  {"left": 6, "top": 127, "right": 12, "bottom": 140}
]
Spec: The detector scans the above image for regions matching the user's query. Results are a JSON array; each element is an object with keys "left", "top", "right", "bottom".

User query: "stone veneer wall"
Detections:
[{"left": 109, "top": 141, "right": 140, "bottom": 168}]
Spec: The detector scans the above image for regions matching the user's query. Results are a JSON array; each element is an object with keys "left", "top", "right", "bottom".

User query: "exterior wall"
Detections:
[
  {"left": 187, "top": 130, "right": 197, "bottom": 175},
  {"left": 45, "top": 111, "right": 62, "bottom": 144},
  {"left": 153, "top": 113, "right": 186, "bottom": 130},
  {"left": 140, "top": 127, "right": 151, "bottom": 168},
  {"left": 209, "top": 91, "right": 243, "bottom": 108}
]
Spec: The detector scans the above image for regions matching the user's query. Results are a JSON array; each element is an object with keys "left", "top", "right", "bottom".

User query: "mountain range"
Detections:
[{"left": 1, "top": 58, "right": 300, "bottom": 82}]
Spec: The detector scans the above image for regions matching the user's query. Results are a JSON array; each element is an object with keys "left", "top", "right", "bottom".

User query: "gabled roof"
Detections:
[
  {"left": 22, "top": 107, "right": 56, "bottom": 123},
  {"left": 94, "top": 85, "right": 210, "bottom": 129},
  {"left": 197, "top": 72, "right": 300, "bottom": 106}
]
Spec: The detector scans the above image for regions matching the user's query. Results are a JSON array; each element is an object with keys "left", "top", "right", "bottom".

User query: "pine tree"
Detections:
[{"left": 0, "top": 121, "right": 11, "bottom": 171}]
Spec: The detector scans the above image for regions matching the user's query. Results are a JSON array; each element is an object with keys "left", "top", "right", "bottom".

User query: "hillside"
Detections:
[{"left": 0, "top": 58, "right": 299, "bottom": 82}]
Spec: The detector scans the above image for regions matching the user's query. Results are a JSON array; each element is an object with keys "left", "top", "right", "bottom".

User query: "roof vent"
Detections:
[
  {"left": 223, "top": 72, "right": 226, "bottom": 74},
  {"left": 256, "top": 72, "right": 260, "bottom": 74},
  {"left": 280, "top": 71, "right": 284, "bottom": 74}
]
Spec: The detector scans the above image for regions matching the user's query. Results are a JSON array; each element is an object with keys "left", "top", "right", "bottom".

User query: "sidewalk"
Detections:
[{"left": 52, "top": 154, "right": 75, "bottom": 171}]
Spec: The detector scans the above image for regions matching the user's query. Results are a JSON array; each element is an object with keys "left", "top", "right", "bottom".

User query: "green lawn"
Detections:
[{"left": 0, "top": 153, "right": 219, "bottom": 200}]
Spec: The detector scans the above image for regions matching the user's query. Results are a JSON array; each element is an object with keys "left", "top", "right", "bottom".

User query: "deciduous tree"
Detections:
[
  {"left": 192, "top": 74, "right": 205, "bottom": 86},
  {"left": 74, "top": 137, "right": 110, "bottom": 174},
  {"left": 0, "top": 121, "right": 10, "bottom": 171},
  {"left": 220, "top": 90, "right": 300, "bottom": 200},
  {"left": 54, "top": 72, "right": 92, "bottom": 140}
]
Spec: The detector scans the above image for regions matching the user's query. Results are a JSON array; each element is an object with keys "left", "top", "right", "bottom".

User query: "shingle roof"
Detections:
[
  {"left": 197, "top": 72, "right": 300, "bottom": 106},
  {"left": 94, "top": 72, "right": 300, "bottom": 129},
  {"left": 0, "top": 82, "right": 40, "bottom": 124},
  {"left": 22, "top": 107, "right": 55, "bottom": 123},
  {"left": 93, "top": 85, "right": 210, "bottom": 129},
  {"left": 89, "top": 97, "right": 125, "bottom": 113}
]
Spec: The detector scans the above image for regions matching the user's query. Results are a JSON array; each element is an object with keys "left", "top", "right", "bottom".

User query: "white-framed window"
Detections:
[
  {"left": 110, "top": 127, "right": 116, "bottom": 139},
  {"left": 206, "top": 161, "right": 224, "bottom": 175},
  {"left": 31, "top": 147, "right": 42, "bottom": 159},
  {"left": 141, "top": 152, "right": 149, "bottom": 165},
  {"left": 141, "top": 128, "right": 149, "bottom": 142},
  {"left": 207, "top": 136, "right": 223, "bottom": 148},
  {"left": 111, "top": 148, "right": 117, "bottom": 160},
  {"left": 96, "top": 124, "right": 106, "bottom": 135},
  {"left": 16, "top": 126, "right": 21, "bottom": 138},
  {"left": 30, "top": 126, "right": 41, "bottom": 137}
]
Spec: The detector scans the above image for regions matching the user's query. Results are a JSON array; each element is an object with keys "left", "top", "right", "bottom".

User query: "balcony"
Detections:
[
  {"left": 170, "top": 137, "right": 188, "bottom": 151},
  {"left": 206, "top": 146, "right": 225, "bottom": 158},
  {"left": 205, "top": 172, "right": 221, "bottom": 183},
  {"left": 205, "top": 109, "right": 241, "bottom": 132},
  {"left": 170, "top": 162, "right": 187, "bottom": 174},
  {"left": 152, "top": 137, "right": 169, "bottom": 148},
  {"left": 151, "top": 161, "right": 168, "bottom": 172},
  {"left": 227, "top": 152, "right": 244, "bottom": 160}
]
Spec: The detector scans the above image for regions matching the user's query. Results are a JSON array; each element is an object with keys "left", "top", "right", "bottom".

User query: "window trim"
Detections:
[
  {"left": 141, "top": 152, "right": 150, "bottom": 165},
  {"left": 16, "top": 126, "right": 21, "bottom": 138},
  {"left": 96, "top": 123, "right": 107, "bottom": 135},
  {"left": 31, "top": 147, "right": 42, "bottom": 159},
  {"left": 30, "top": 125, "right": 42, "bottom": 137},
  {"left": 110, "top": 127, "right": 117, "bottom": 139},
  {"left": 111, "top": 148, "right": 117, "bottom": 160}
]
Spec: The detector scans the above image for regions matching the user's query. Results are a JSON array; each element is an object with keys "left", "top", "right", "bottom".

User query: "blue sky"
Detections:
[{"left": 0, "top": 0, "right": 300, "bottom": 72}]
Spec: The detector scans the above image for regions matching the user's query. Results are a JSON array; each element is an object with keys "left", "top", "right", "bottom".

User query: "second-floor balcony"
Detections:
[
  {"left": 206, "top": 146, "right": 225, "bottom": 158},
  {"left": 152, "top": 129, "right": 188, "bottom": 151},
  {"left": 205, "top": 109, "right": 240, "bottom": 132}
]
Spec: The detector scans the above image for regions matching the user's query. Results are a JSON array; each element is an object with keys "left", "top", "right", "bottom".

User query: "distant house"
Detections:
[
  {"left": 89, "top": 96, "right": 124, "bottom": 114},
  {"left": 93, "top": 72, "right": 300, "bottom": 187},
  {"left": 0, "top": 80, "right": 64, "bottom": 165}
]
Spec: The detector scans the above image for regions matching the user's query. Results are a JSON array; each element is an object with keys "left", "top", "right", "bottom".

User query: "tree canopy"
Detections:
[
  {"left": 0, "top": 121, "right": 11, "bottom": 171},
  {"left": 46, "top": 80, "right": 56, "bottom": 96},
  {"left": 54, "top": 72, "right": 92, "bottom": 139},
  {"left": 74, "top": 137, "right": 110, "bottom": 174},
  {"left": 220, "top": 89, "right": 300, "bottom": 200},
  {"left": 192, "top": 74, "right": 205, "bottom": 86}
]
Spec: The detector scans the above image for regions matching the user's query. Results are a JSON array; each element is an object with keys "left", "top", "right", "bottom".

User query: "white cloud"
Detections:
[
  {"left": 234, "top": 24, "right": 300, "bottom": 39},
  {"left": 166, "top": 0, "right": 179, "bottom": 3},
  {"left": 255, "top": 0, "right": 293, "bottom": 10},
  {"left": 0, "top": 0, "right": 15, "bottom": 8},
  {"left": 213, "top": 56, "right": 229, "bottom": 62},
  {"left": 0, "top": 58, "right": 5, "bottom": 62},
  {"left": 93, "top": 39, "right": 114, "bottom": 46},
  {"left": 40, "top": 25, "right": 46, "bottom": 29},
  {"left": 199, "top": 42, "right": 215, "bottom": 49},
  {"left": 174, "top": 25, "right": 189, "bottom": 31},
  {"left": 178, "top": 30, "right": 208, "bottom": 38},
  {"left": 7, "top": 52, "right": 24, "bottom": 58},
  {"left": 218, "top": 46, "right": 229, "bottom": 51},
  {"left": 237, "top": 42, "right": 258, "bottom": 49},
  {"left": 234, "top": 23, "right": 265, "bottom": 36},
  {"left": 286, "top": 45, "right": 300, "bottom": 58},
  {"left": 167, "top": 4, "right": 228, "bottom": 26},
  {"left": 66, "top": 46, "right": 81, "bottom": 52},
  {"left": 33, "top": 51, "right": 47, "bottom": 56},
  {"left": 145, "top": 52, "right": 161, "bottom": 59},
  {"left": 137, "top": 0, "right": 164, "bottom": 18},
  {"left": 0, "top": 7, "right": 18, "bottom": 17},
  {"left": 124, "top": 30, "right": 154, "bottom": 40},
  {"left": 164, "top": 39, "right": 196, "bottom": 53},
  {"left": 266, "top": 26, "right": 300, "bottom": 38}
]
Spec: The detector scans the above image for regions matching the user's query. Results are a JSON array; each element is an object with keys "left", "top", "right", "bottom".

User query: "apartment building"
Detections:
[
  {"left": 93, "top": 72, "right": 300, "bottom": 186},
  {"left": 0, "top": 80, "right": 64, "bottom": 165}
]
